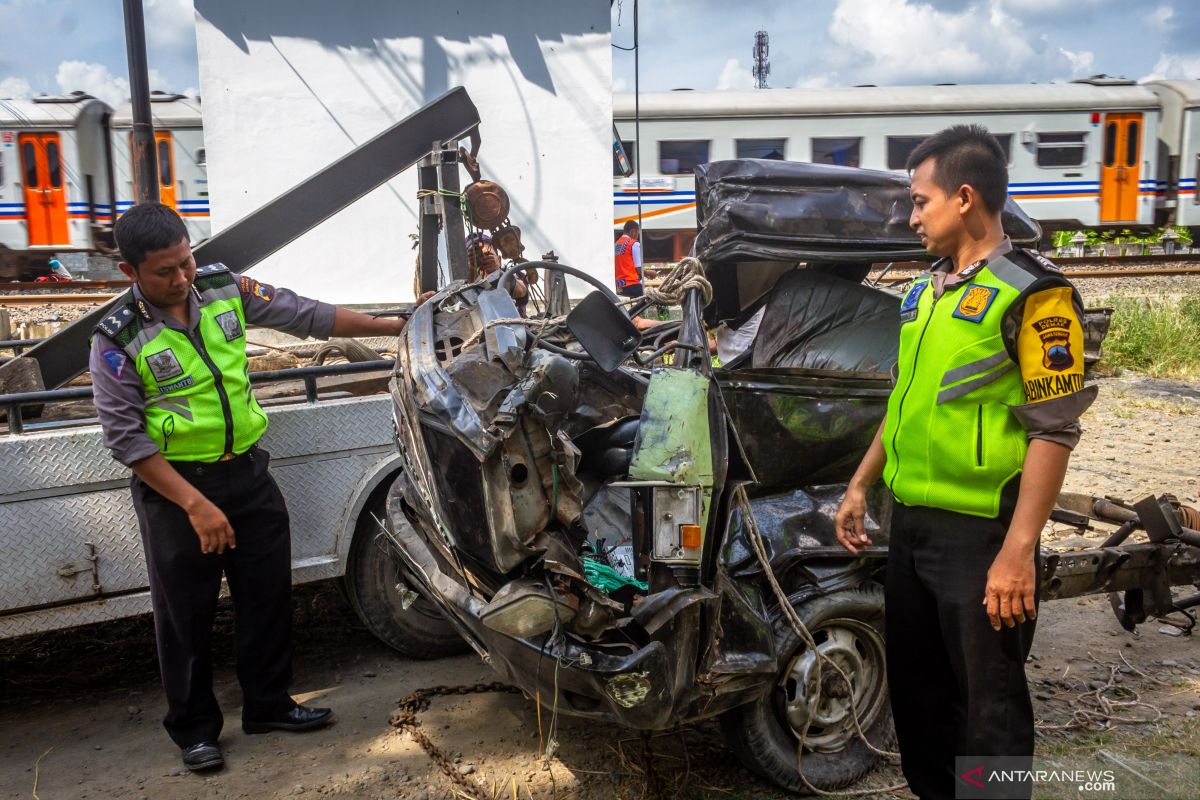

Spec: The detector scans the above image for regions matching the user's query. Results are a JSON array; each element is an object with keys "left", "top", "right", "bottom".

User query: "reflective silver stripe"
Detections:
[
  {"left": 198, "top": 283, "right": 240, "bottom": 303},
  {"left": 985, "top": 254, "right": 1036, "bottom": 291},
  {"left": 936, "top": 361, "right": 1016, "bottom": 404},
  {"left": 122, "top": 320, "right": 168, "bottom": 361},
  {"left": 148, "top": 397, "right": 194, "bottom": 421},
  {"left": 941, "top": 350, "right": 1011, "bottom": 387}
]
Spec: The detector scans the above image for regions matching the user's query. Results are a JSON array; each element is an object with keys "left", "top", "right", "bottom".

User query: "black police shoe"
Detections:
[
  {"left": 181, "top": 741, "right": 224, "bottom": 771},
  {"left": 242, "top": 704, "right": 334, "bottom": 734}
]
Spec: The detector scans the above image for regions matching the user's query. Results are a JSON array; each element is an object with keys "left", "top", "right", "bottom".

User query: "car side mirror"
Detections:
[{"left": 564, "top": 292, "right": 641, "bottom": 373}]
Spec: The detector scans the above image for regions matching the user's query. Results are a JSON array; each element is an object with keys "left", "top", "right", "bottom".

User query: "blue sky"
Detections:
[{"left": 0, "top": 1, "right": 1197, "bottom": 107}]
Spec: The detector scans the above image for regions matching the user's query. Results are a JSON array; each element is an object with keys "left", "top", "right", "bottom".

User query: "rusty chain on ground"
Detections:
[{"left": 389, "top": 682, "right": 524, "bottom": 800}]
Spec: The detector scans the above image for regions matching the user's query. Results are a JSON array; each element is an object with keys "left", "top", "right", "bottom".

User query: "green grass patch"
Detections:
[{"left": 1099, "top": 292, "right": 1200, "bottom": 381}]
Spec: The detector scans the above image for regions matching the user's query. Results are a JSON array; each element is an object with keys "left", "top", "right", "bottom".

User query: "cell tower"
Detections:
[{"left": 752, "top": 30, "right": 770, "bottom": 89}]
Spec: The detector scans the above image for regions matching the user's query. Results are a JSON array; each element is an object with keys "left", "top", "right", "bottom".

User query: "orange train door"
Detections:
[
  {"left": 129, "top": 131, "right": 177, "bottom": 208},
  {"left": 155, "top": 131, "right": 176, "bottom": 209},
  {"left": 1100, "top": 113, "right": 1142, "bottom": 223},
  {"left": 18, "top": 133, "right": 70, "bottom": 246}
]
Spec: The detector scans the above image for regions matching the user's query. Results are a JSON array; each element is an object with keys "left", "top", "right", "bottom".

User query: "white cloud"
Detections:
[
  {"left": 1142, "top": 52, "right": 1200, "bottom": 81},
  {"left": 1143, "top": 5, "right": 1173, "bottom": 34},
  {"left": 612, "top": 76, "right": 628, "bottom": 92},
  {"left": 0, "top": 76, "right": 32, "bottom": 99},
  {"left": 1059, "top": 47, "right": 1096, "bottom": 77},
  {"left": 998, "top": 0, "right": 1110, "bottom": 14},
  {"left": 798, "top": 0, "right": 1091, "bottom": 87},
  {"left": 143, "top": 0, "right": 196, "bottom": 50},
  {"left": 55, "top": 60, "right": 173, "bottom": 107},
  {"left": 794, "top": 73, "right": 837, "bottom": 89},
  {"left": 715, "top": 57, "right": 754, "bottom": 90}
]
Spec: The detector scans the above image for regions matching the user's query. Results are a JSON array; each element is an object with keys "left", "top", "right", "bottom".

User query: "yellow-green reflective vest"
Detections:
[
  {"left": 882, "top": 254, "right": 1038, "bottom": 518},
  {"left": 107, "top": 266, "right": 268, "bottom": 461}
]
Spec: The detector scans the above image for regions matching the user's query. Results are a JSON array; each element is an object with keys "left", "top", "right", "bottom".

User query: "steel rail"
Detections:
[{"left": 1, "top": 294, "right": 119, "bottom": 306}]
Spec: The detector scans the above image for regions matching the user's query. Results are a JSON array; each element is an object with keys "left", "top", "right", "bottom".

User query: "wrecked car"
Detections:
[{"left": 378, "top": 158, "right": 1200, "bottom": 794}]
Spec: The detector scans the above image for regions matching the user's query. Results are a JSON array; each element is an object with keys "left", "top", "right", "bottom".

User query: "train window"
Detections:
[
  {"left": 613, "top": 139, "right": 634, "bottom": 175},
  {"left": 158, "top": 140, "right": 173, "bottom": 186},
  {"left": 196, "top": 148, "right": 207, "bottom": 167},
  {"left": 886, "top": 136, "right": 926, "bottom": 170},
  {"left": 46, "top": 141, "right": 62, "bottom": 188},
  {"left": 659, "top": 140, "right": 709, "bottom": 175},
  {"left": 811, "top": 138, "right": 859, "bottom": 167},
  {"left": 737, "top": 138, "right": 786, "bottom": 160},
  {"left": 993, "top": 134, "right": 1013, "bottom": 164},
  {"left": 0, "top": 152, "right": 4, "bottom": 186},
  {"left": 1104, "top": 123, "right": 1117, "bottom": 167},
  {"left": 1036, "top": 133, "right": 1086, "bottom": 168},
  {"left": 1126, "top": 121, "right": 1139, "bottom": 167},
  {"left": 22, "top": 142, "right": 38, "bottom": 188}
]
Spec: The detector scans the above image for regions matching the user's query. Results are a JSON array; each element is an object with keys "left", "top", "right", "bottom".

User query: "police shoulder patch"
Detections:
[
  {"left": 95, "top": 299, "right": 141, "bottom": 342},
  {"left": 951, "top": 284, "right": 999, "bottom": 323},
  {"left": 195, "top": 262, "right": 231, "bottom": 277},
  {"left": 193, "top": 262, "right": 235, "bottom": 292},
  {"left": 1018, "top": 248, "right": 1062, "bottom": 274}
]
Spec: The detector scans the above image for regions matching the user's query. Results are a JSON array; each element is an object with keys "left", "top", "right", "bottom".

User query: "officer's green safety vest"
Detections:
[
  {"left": 98, "top": 264, "right": 268, "bottom": 462},
  {"left": 882, "top": 254, "right": 1038, "bottom": 518}
]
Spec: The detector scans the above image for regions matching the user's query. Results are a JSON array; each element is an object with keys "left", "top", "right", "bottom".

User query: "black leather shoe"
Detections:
[
  {"left": 181, "top": 741, "right": 224, "bottom": 771},
  {"left": 242, "top": 704, "right": 334, "bottom": 734}
]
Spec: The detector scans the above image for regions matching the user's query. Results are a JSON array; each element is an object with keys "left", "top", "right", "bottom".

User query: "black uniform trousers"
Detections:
[
  {"left": 885, "top": 498, "right": 1039, "bottom": 800},
  {"left": 131, "top": 446, "right": 296, "bottom": 749}
]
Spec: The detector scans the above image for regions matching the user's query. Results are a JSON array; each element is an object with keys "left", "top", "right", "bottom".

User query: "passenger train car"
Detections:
[
  {"left": 110, "top": 94, "right": 210, "bottom": 245},
  {"left": 614, "top": 78, "right": 1200, "bottom": 261},
  {"left": 0, "top": 91, "right": 208, "bottom": 277},
  {"left": 0, "top": 93, "right": 114, "bottom": 257}
]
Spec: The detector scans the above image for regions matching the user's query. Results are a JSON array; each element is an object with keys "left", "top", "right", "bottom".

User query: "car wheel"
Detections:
[
  {"left": 344, "top": 493, "right": 468, "bottom": 659},
  {"left": 720, "top": 583, "right": 894, "bottom": 793}
]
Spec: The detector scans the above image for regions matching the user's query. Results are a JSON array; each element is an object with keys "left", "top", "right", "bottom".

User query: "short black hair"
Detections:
[
  {"left": 906, "top": 125, "right": 1009, "bottom": 214},
  {"left": 114, "top": 203, "right": 189, "bottom": 268},
  {"left": 622, "top": 220, "right": 640, "bottom": 234}
]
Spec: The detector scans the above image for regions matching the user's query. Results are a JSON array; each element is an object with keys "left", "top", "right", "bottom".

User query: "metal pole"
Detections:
[
  {"left": 122, "top": 0, "right": 159, "bottom": 205},
  {"left": 633, "top": 0, "right": 642, "bottom": 232}
]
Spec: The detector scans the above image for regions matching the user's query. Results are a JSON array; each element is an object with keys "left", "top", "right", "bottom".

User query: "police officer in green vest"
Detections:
[
  {"left": 89, "top": 203, "right": 418, "bottom": 772},
  {"left": 835, "top": 126, "right": 1096, "bottom": 799}
]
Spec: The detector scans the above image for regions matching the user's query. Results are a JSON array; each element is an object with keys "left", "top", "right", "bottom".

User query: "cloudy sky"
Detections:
[{"left": 0, "top": 0, "right": 1197, "bottom": 107}]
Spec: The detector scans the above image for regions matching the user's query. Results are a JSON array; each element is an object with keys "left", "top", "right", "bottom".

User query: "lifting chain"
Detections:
[{"left": 389, "top": 681, "right": 523, "bottom": 800}]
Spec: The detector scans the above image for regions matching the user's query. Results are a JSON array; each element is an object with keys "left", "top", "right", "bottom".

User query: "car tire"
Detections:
[
  {"left": 720, "top": 583, "right": 895, "bottom": 794},
  {"left": 343, "top": 491, "right": 468, "bottom": 659}
]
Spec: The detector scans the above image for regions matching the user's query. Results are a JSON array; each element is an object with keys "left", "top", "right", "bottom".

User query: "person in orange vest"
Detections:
[{"left": 614, "top": 220, "right": 643, "bottom": 298}]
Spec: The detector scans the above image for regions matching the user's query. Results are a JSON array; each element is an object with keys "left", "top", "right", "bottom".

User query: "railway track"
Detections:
[
  {"left": 0, "top": 293, "right": 117, "bottom": 306},
  {"left": 3, "top": 257, "right": 1200, "bottom": 305}
]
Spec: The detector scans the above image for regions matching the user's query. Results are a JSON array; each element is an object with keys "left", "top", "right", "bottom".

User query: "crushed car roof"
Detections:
[{"left": 693, "top": 159, "right": 1043, "bottom": 265}]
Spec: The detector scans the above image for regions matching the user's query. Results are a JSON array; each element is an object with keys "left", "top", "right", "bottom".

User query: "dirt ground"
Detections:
[{"left": 1, "top": 373, "right": 1199, "bottom": 800}]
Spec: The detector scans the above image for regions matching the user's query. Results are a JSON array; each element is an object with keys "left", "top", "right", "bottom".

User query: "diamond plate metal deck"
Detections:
[{"left": 0, "top": 396, "right": 400, "bottom": 637}]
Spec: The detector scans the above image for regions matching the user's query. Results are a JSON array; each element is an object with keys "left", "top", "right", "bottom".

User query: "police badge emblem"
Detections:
[
  {"left": 951, "top": 285, "right": 999, "bottom": 323},
  {"left": 215, "top": 310, "right": 243, "bottom": 342},
  {"left": 1032, "top": 316, "right": 1074, "bottom": 371},
  {"left": 146, "top": 348, "right": 184, "bottom": 382}
]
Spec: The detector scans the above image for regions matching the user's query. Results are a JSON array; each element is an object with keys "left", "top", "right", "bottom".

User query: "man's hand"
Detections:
[
  {"left": 983, "top": 544, "right": 1037, "bottom": 630},
  {"left": 835, "top": 486, "right": 873, "bottom": 554},
  {"left": 186, "top": 497, "right": 236, "bottom": 555},
  {"left": 416, "top": 290, "right": 436, "bottom": 306}
]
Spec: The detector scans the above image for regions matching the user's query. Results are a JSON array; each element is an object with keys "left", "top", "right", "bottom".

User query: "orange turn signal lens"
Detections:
[{"left": 680, "top": 524, "right": 702, "bottom": 549}]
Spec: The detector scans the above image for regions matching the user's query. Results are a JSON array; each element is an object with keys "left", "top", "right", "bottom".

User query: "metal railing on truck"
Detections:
[{"left": 0, "top": 359, "right": 397, "bottom": 435}]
